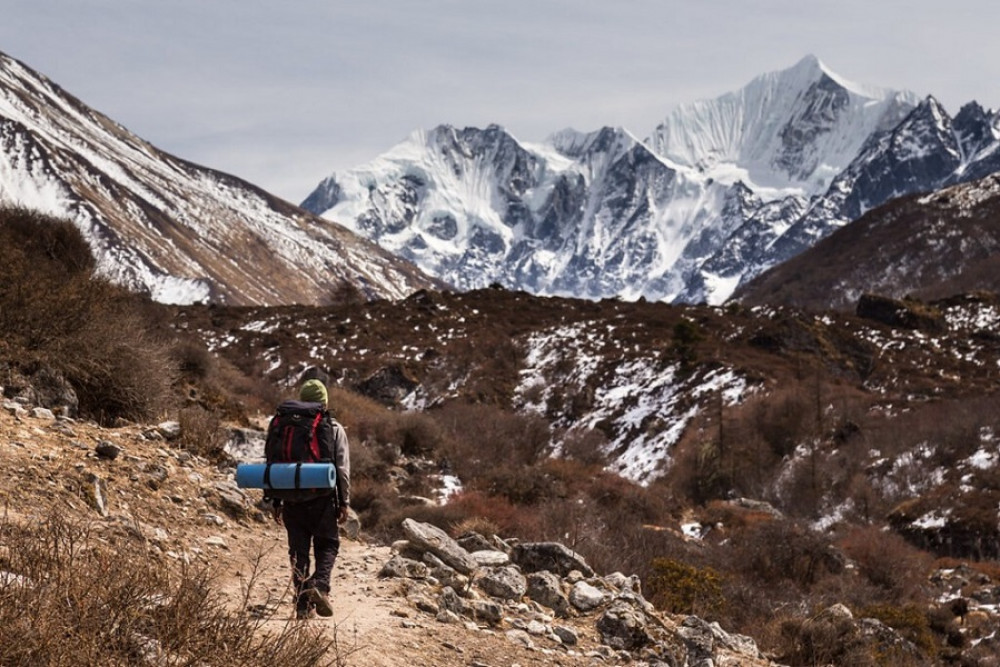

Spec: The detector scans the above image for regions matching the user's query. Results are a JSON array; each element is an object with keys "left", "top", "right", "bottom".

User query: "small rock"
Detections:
[
  {"left": 95, "top": 441, "right": 122, "bottom": 460},
  {"left": 50, "top": 421, "right": 76, "bottom": 437},
  {"left": 204, "top": 536, "right": 228, "bottom": 549},
  {"left": 380, "top": 555, "right": 430, "bottom": 579},
  {"left": 505, "top": 629, "right": 536, "bottom": 650},
  {"left": 471, "top": 549, "right": 510, "bottom": 567},
  {"left": 157, "top": 421, "right": 182, "bottom": 440},
  {"left": 527, "top": 571, "right": 572, "bottom": 618},
  {"left": 30, "top": 407, "right": 56, "bottom": 420},
  {"left": 525, "top": 620, "right": 548, "bottom": 636},
  {"left": 569, "top": 580, "right": 606, "bottom": 612},
  {"left": 436, "top": 609, "right": 462, "bottom": 624},
  {"left": 553, "top": 625, "right": 578, "bottom": 646},
  {"left": 477, "top": 566, "right": 527, "bottom": 600}
]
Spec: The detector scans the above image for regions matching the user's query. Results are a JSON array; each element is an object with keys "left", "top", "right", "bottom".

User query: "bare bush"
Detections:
[
  {"left": 176, "top": 405, "right": 229, "bottom": 461},
  {"left": 433, "top": 402, "right": 552, "bottom": 475},
  {"left": 840, "top": 526, "right": 933, "bottom": 601},
  {"left": 0, "top": 207, "right": 176, "bottom": 424},
  {"left": 722, "top": 518, "right": 844, "bottom": 591}
]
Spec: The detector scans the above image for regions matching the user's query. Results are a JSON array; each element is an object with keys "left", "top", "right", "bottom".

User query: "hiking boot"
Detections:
[
  {"left": 295, "top": 606, "right": 316, "bottom": 620},
  {"left": 306, "top": 588, "right": 334, "bottom": 617}
]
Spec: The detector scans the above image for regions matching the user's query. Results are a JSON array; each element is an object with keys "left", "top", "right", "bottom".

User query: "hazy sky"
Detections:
[{"left": 1, "top": 1, "right": 997, "bottom": 202}]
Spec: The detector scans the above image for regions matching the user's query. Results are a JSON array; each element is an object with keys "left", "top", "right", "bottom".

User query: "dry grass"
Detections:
[{"left": 0, "top": 511, "right": 347, "bottom": 666}]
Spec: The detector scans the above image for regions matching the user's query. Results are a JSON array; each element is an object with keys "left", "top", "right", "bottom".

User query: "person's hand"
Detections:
[
  {"left": 338, "top": 505, "right": 349, "bottom": 524},
  {"left": 271, "top": 503, "right": 283, "bottom": 526}
]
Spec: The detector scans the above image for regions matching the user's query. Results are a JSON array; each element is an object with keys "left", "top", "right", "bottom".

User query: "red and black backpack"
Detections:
[
  {"left": 263, "top": 400, "right": 333, "bottom": 500},
  {"left": 265, "top": 400, "right": 327, "bottom": 465}
]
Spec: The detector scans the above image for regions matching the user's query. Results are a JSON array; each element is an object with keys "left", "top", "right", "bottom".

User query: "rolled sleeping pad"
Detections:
[{"left": 235, "top": 462, "right": 336, "bottom": 489}]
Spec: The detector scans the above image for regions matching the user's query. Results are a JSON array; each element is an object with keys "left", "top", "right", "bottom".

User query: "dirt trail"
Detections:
[{"left": 222, "top": 525, "right": 602, "bottom": 667}]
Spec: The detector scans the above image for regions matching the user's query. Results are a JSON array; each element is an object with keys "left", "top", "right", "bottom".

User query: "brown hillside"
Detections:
[{"left": 735, "top": 173, "right": 1000, "bottom": 311}]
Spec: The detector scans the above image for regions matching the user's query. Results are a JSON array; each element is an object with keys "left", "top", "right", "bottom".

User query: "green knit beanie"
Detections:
[{"left": 299, "top": 379, "right": 328, "bottom": 406}]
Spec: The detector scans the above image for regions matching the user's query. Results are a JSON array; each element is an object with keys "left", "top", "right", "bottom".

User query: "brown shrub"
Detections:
[
  {"left": 443, "top": 490, "right": 537, "bottom": 537},
  {"left": 861, "top": 603, "right": 938, "bottom": 657},
  {"left": 723, "top": 519, "right": 843, "bottom": 591},
  {"left": 433, "top": 401, "right": 551, "bottom": 476},
  {"left": 0, "top": 207, "right": 177, "bottom": 424},
  {"left": 840, "top": 526, "right": 933, "bottom": 601},
  {"left": 777, "top": 615, "right": 876, "bottom": 667},
  {"left": 647, "top": 558, "right": 726, "bottom": 617},
  {"left": 176, "top": 405, "right": 229, "bottom": 462}
]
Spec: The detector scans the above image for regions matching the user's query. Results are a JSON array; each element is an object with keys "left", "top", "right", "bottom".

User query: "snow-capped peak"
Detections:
[
  {"left": 645, "top": 55, "right": 921, "bottom": 199},
  {"left": 794, "top": 54, "right": 891, "bottom": 100}
]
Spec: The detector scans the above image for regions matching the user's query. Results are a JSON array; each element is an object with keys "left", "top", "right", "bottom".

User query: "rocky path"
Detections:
[{"left": 222, "top": 526, "right": 603, "bottom": 667}]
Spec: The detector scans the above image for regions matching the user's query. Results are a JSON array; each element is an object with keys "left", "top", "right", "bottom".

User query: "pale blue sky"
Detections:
[{"left": 1, "top": 0, "right": 996, "bottom": 202}]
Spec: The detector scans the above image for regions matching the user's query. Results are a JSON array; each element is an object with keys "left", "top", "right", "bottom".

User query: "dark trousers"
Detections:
[{"left": 282, "top": 494, "right": 340, "bottom": 610}]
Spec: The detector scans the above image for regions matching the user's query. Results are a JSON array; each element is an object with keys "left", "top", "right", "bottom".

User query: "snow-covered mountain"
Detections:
[
  {"left": 0, "top": 51, "right": 436, "bottom": 306},
  {"left": 305, "top": 55, "right": 1000, "bottom": 304}
]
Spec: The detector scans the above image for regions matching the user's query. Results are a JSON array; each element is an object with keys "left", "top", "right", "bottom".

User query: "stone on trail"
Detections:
[{"left": 402, "top": 518, "right": 477, "bottom": 575}]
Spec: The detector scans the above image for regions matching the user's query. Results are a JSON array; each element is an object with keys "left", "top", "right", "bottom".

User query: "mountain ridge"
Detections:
[
  {"left": 0, "top": 50, "right": 439, "bottom": 306},
  {"left": 303, "top": 55, "right": 1000, "bottom": 307}
]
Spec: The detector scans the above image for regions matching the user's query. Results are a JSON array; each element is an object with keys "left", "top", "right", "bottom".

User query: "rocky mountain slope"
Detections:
[
  {"left": 734, "top": 172, "right": 1000, "bottom": 311},
  {"left": 302, "top": 56, "right": 1000, "bottom": 305},
  {"left": 0, "top": 50, "right": 437, "bottom": 306},
  {"left": 0, "top": 391, "right": 782, "bottom": 667}
]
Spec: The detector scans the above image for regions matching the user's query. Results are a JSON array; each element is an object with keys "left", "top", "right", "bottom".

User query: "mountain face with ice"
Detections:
[
  {"left": 678, "top": 97, "right": 1000, "bottom": 303},
  {"left": 305, "top": 55, "right": 1000, "bottom": 304},
  {"left": 0, "top": 51, "right": 435, "bottom": 306}
]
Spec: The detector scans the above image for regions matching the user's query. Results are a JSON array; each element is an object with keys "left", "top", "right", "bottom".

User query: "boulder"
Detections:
[
  {"left": 470, "top": 549, "right": 510, "bottom": 567},
  {"left": 477, "top": 566, "right": 527, "bottom": 600},
  {"left": 597, "top": 600, "right": 652, "bottom": 651},
  {"left": 678, "top": 616, "right": 761, "bottom": 663},
  {"left": 379, "top": 555, "right": 429, "bottom": 579},
  {"left": 526, "top": 571, "right": 572, "bottom": 618},
  {"left": 511, "top": 542, "right": 594, "bottom": 577},
  {"left": 569, "top": 580, "right": 607, "bottom": 611},
  {"left": 402, "top": 519, "right": 477, "bottom": 574},
  {"left": 457, "top": 531, "right": 495, "bottom": 552}
]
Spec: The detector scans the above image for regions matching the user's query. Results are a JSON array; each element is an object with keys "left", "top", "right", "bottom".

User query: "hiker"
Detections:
[{"left": 264, "top": 378, "right": 351, "bottom": 619}]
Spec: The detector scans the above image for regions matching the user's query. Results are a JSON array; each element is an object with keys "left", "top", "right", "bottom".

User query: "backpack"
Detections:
[
  {"left": 265, "top": 400, "right": 327, "bottom": 465},
  {"left": 263, "top": 400, "right": 334, "bottom": 501}
]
